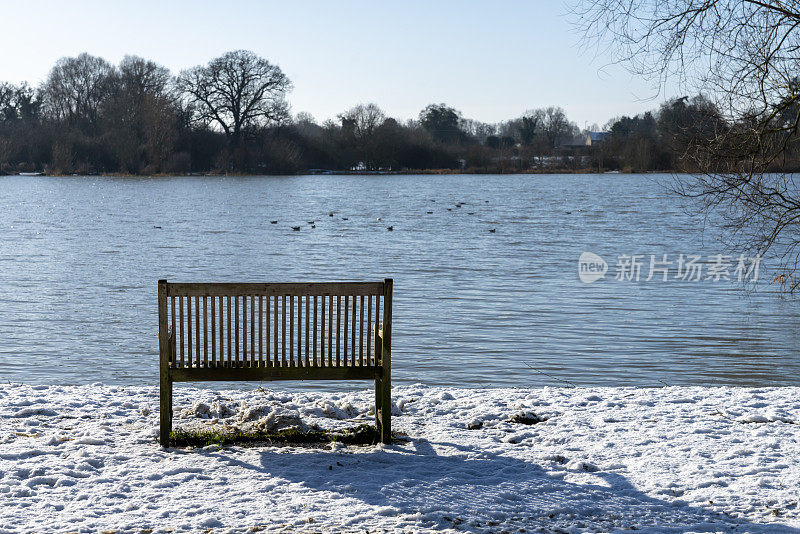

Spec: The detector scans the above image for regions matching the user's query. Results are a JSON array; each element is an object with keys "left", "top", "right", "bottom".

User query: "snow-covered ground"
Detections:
[{"left": 1, "top": 383, "right": 799, "bottom": 533}]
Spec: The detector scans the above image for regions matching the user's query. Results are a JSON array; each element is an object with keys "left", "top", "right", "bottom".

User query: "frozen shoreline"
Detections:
[{"left": 1, "top": 383, "right": 799, "bottom": 533}]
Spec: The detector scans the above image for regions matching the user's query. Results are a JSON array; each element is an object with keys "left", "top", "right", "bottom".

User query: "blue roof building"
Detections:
[{"left": 586, "top": 131, "right": 608, "bottom": 146}]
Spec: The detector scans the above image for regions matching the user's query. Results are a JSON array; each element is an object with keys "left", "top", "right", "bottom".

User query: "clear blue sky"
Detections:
[{"left": 0, "top": 0, "right": 676, "bottom": 128}]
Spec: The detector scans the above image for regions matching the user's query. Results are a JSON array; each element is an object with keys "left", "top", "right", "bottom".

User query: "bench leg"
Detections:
[
  {"left": 160, "top": 375, "right": 172, "bottom": 447},
  {"left": 377, "top": 369, "right": 391, "bottom": 444}
]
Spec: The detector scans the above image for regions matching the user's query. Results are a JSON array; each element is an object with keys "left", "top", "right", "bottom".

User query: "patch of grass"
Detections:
[{"left": 169, "top": 424, "right": 382, "bottom": 448}]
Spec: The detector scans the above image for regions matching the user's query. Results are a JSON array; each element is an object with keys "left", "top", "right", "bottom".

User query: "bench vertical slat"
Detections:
[
  {"left": 242, "top": 295, "right": 247, "bottom": 366},
  {"left": 313, "top": 295, "right": 317, "bottom": 366},
  {"left": 218, "top": 296, "right": 224, "bottom": 367},
  {"left": 234, "top": 296, "right": 240, "bottom": 367},
  {"left": 328, "top": 295, "right": 333, "bottom": 366},
  {"left": 258, "top": 296, "right": 263, "bottom": 367},
  {"left": 244, "top": 296, "right": 248, "bottom": 367},
  {"left": 336, "top": 296, "right": 341, "bottom": 366},
  {"left": 203, "top": 297, "right": 208, "bottom": 367},
  {"left": 297, "top": 295, "right": 303, "bottom": 365},
  {"left": 343, "top": 296, "right": 349, "bottom": 366},
  {"left": 353, "top": 296, "right": 359, "bottom": 366},
  {"left": 281, "top": 295, "right": 287, "bottom": 366},
  {"left": 249, "top": 296, "right": 254, "bottom": 366},
  {"left": 294, "top": 295, "right": 298, "bottom": 366},
  {"left": 273, "top": 295, "right": 278, "bottom": 366},
  {"left": 289, "top": 295, "right": 294, "bottom": 366},
  {"left": 355, "top": 296, "right": 359, "bottom": 366},
  {"left": 352, "top": 296, "right": 357, "bottom": 366},
  {"left": 373, "top": 294, "right": 381, "bottom": 430},
  {"left": 366, "top": 295, "right": 372, "bottom": 366},
  {"left": 170, "top": 297, "right": 176, "bottom": 365},
  {"left": 227, "top": 296, "right": 232, "bottom": 367},
  {"left": 374, "top": 294, "right": 381, "bottom": 366},
  {"left": 194, "top": 296, "right": 200, "bottom": 367},
  {"left": 211, "top": 296, "right": 216, "bottom": 367},
  {"left": 249, "top": 296, "right": 255, "bottom": 366},
  {"left": 250, "top": 296, "right": 255, "bottom": 367},
  {"left": 320, "top": 295, "right": 325, "bottom": 366},
  {"left": 186, "top": 296, "right": 192, "bottom": 367},
  {"left": 241, "top": 296, "right": 246, "bottom": 367},
  {"left": 358, "top": 295, "right": 364, "bottom": 366},
  {"left": 216, "top": 297, "right": 221, "bottom": 366},
  {"left": 240, "top": 298, "right": 244, "bottom": 367},
  {"left": 305, "top": 295, "right": 310, "bottom": 366},
  {"left": 349, "top": 296, "right": 355, "bottom": 365},
  {"left": 264, "top": 297, "right": 272, "bottom": 367}
]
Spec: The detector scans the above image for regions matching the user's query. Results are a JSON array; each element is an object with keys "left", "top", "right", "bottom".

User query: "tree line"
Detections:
[{"left": 2, "top": 49, "right": 791, "bottom": 175}]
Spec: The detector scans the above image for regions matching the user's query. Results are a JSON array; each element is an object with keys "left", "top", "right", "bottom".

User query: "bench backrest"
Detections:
[{"left": 158, "top": 281, "right": 391, "bottom": 370}]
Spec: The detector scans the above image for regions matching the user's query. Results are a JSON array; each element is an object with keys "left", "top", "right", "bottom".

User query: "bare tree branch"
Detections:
[{"left": 573, "top": 0, "right": 800, "bottom": 290}]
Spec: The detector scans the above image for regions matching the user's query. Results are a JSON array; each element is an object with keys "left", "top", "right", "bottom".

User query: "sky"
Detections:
[{"left": 0, "top": 0, "right": 678, "bottom": 128}]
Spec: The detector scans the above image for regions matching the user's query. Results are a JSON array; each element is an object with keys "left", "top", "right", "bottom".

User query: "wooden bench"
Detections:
[{"left": 157, "top": 279, "right": 393, "bottom": 446}]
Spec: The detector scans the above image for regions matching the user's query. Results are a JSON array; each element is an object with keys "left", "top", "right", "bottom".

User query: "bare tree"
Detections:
[
  {"left": 0, "top": 83, "right": 39, "bottom": 122},
  {"left": 41, "top": 53, "right": 114, "bottom": 129},
  {"left": 528, "top": 107, "right": 579, "bottom": 149},
  {"left": 461, "top": 118, "right": 496, "bottom": 144},
  {"left": 419, "top": 103, "right": 464, "bottom": 143},
  {"left": 178, "top": 50, "right": 291, "bottom": 152},
  {"left": 339, "top": 103, "right": 386, "bottom": 144},
  {"left": 0, "top": 84, "right": 13, "bottom": 122},
  {"left": 338, "top": 103, "right": 387, "bottom": 169},
  {"left": 103, "top": 56, "right": 178, "bottom": 172},
  {"left": 117, "top": 55, "right": 173, "bottom": 101},
  {"left": 574, "top": 1, "right": 800, "bottom": 291}
]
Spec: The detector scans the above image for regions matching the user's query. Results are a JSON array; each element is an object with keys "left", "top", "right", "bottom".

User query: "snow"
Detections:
[{"left": 1, "top": 383, "right": 798, "bottom": 533}]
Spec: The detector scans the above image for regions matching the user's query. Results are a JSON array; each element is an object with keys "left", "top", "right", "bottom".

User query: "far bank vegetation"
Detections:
[{"left": 2, "top": 51, "right": 789, "bottom": 176}]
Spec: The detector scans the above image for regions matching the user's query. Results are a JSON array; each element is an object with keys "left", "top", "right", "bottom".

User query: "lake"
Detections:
[{"left": 2, "top": 174, "right": 798, "bottom": 389}]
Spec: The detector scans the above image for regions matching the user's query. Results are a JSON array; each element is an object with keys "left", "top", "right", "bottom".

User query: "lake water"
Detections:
[{"left": 1, "top": 174, "right": 799, "bottom": 390}]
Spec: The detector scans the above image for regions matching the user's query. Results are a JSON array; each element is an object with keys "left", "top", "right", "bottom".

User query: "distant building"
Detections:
[
  {"left": 555, "top": 135, "right": 587, "bottom": 149},
  {"left": 554, "top": 131, "right": 610, "bottom": 149},
  {"left": 586, "top": 131, "right": 608, "bottom": 146}
]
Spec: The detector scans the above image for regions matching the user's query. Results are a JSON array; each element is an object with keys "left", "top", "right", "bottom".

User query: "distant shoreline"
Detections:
[{"left": 3, "top": 169, "right": 676, "bottom": 178}]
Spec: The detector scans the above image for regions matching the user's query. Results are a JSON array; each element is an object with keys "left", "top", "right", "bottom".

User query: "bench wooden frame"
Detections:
[{"left": 157, "top": 279, "right": 392, "bottom": 446}]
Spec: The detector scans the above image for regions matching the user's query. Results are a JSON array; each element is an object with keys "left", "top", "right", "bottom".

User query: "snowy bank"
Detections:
[{"left": 1, "top": 383, "right": 799, "bottom": 533}]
